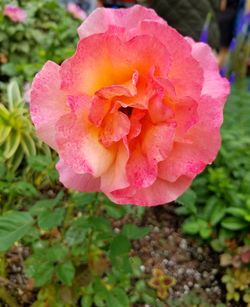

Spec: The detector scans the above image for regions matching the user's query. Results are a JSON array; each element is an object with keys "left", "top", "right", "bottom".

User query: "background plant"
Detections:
[{"left": 0, "top": 0, "right": 80, "bottom": 86}]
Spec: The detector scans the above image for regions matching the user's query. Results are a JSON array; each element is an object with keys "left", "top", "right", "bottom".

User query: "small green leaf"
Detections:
[
  {"left": 210, "top": 203, "right": 226, "bottom": 226},
  {"left": 30, "top": 191, "right": 64, "bottom": 215},
  {"left": 109, "top": 235, "right": 131, "bottom": 260},
  {"left": 221, "top": 217, "right": 249, "bottom": 230},
  {"left": 177, "top": 189, "right": 197, "bottom": 214},
  {"left": 121, "top": 224, "right": 149, "bottom": 240},
  {"left": 46, "top": 244, "right": 68, "bottom": 262},
  {"left": 0, "top": 211, "right": 34, "bottom": 251},
  {"left": 55, "top": 261, "right": 75, "bottom": 286},
  {"left": 28, "top": 261, "right": 54, "bottom": 287},
  {"left": 7, "top": 80, "right": 22, "bottom": 110},
  {"left": 182, "top": 218, "right": 200, "bottom": 235},
  {"left": 38, "top": 207, "right": 65, "bottom": 230}
]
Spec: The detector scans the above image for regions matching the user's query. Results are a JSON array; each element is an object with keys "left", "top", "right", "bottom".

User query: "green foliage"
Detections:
[
  {"left": 167, "top": 290, "right": 225, "bottom": 307},
  {"left": 177, "top": 86, "right": 250, "bottom": 253},
  {"left": 0, "top": 81, "right": 49, "bottom": 171},
  {"left": 0, "top": 0, "right": 80, "bottom": 83},
  {"left": 222, "top": 267, "right": 250, "bottom": 303}
]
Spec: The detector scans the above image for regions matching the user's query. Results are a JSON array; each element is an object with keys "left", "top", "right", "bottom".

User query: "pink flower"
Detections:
[
  {"left": 30, "top": 5, "right": 230, "bottom": 206},
  {"left": 67, "top": 3, "right": 87, "bottom": 20},
  {"left": 3, "top": 4, "right": 27, "bottom": 23}
]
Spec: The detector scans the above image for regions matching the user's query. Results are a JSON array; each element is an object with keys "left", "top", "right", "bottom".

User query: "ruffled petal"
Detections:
[
  {"left": 109, "top": 176, "right": 192, "bottom": 206},
  {"left": 55, "top": 97, "right": 116, "bottom": 177},
  {"left": 56, "top": 159, "right": 100, "bottom": 192},
  {"left": 30, "top": 61, "right": 68, "bottom": 149},
  {"left": 77, "top": 5, "right": 164, "bottom": 39},
  {"left": 186, "top": 39, "right": 230, "bottom": 102},
  {"left": 60, "top": 34, "right": 171, "bottom": 96}
]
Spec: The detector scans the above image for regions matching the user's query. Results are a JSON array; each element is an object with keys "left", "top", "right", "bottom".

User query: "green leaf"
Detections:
[
  {"left": 0, "top": 211, "right": 34, "bottom": 251},
  {"left": 38, "top": 207, "right": 65, "bottom": 230},
  {"left": 30, "top": 191, "right": 64, "bottom": 215},
  {"left": 121, "top": 224, "right": 149, "bottom": 240},
  {"left": 109, "top": 235, "right": 131, "bottom": 260},
  {"left": 225, "top": 207, "right": 247, "bottom": 218},
  {"left": 10, "top": 181, "right": 38, "bottom": 197},
  {"left": 210, "top": 203, "right": 226, "bottom": 226},
  {"left": 88, "top": 217, "right": 112, "bottom": 233},
  {"left": 65, "top": 217, "right": 89, "bottom": 246},
  {"left": 7, "top": 80, "right": 22, "bottom": 110},
  {"left": 71, "top": 192, "right": 97, "bottom": 207},
  {"left": 221, "top": 217, "right": 249, "bottom": 230},
  {"left": 182, "top": 218, "right": 200, "bottom": 235},
  {"left": 46, "top": 244, "right": 68, "bottom": 262},
  {"left": 104, "top": 199, "right": 127, "bottom": 219},
  {"left": 107, "top": 288, "right": 129, "bottom": 307},
  {"left": 55, "top": 261, "right": 75, "bottom": 286},
  {"left": 3, "top": 131, "right": 21, "bottom": 159},
  {"left": 28, "top": 261, "right": 54, "bottom": 287},
  {"left": 177, "top": 189, "right": 197, "bottom": 214}
]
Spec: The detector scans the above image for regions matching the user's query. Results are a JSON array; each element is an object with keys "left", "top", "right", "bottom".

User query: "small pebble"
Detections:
[
  {"left": 162, "top": 259, "right": 168, "bottom": 265},
  {"left": 203, "top": 271, "right": 209, "bottom": 278},
  {"left": 180, "top": 239, "right": 188, "bottom": 250},
  {"left": 197, "top": 247, "right": 203, "bottom": 254},
  {"left": 114, "top": 228, "right": 120, "bottom": 233},
  {"left": 188, "top": 281, "right": 193, "bottom": 288},
  {"left": 183, "top": 285, "right": 189, "bottom": 291},
  {"left": 186, "top": 268, "right": 193, "bottom": 275},
  {"left": 205, "top": 288, "right": 211, "bottom": 293},
  {"left": 194, "top": 283, "right": 200, "bottom": 289},
  {"left": 140, "top": 265, "right": 146, "bottom": 272},
  {"left": 154, "top": 226, "right": 160, "bottom": 233},
  {"left": 177, "top": 267, "right": 184, "bottom": 275},
  {"left": 168, "top": 260, "right": 175, "bottom": 267},
  {"left": 212, "top": 268, "right": 218, "bottom": 275}
]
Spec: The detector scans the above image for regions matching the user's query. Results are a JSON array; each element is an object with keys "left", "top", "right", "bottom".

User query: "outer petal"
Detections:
[
  {"left": 186, "top": 39, "right": 230, "bottom": 102},
  {"left": 77, "top": 5, "right": 165, "bottom": 39},
  {"left": 56, "top": 159, "right": 100, "bottom": 192},
  {"left": 30, "top": 61, "right": 68, "bottom": 149},
  {"left": 109, "top": 176, "right": 192, "bottom": 206}
]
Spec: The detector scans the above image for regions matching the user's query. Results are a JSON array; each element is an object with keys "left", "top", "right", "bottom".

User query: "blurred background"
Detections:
[{"left": 0, "top": 1, "right": 250, "bottom": 307}]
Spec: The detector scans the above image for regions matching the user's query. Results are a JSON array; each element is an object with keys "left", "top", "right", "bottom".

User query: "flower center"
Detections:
[{"left": 119, "top": 106, "right": 133, "bottom": 117}]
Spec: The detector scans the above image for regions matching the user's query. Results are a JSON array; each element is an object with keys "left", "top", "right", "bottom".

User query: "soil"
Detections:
[{"left": 2, "top": 204, "right": 239, "bottom": 306}]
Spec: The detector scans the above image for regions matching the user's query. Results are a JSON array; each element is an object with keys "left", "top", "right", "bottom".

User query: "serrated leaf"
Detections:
[
  {"left": 55, "top": 261, "right": 75, "bottom": 286},
  {"left": 109, "top": 235, "right": 131, "bottom": 260},
  {"left": 0, "top": 211, "right": 34, "bottom": 251},
  {"left": 7, "top": 80, "right": 22, "bottom": 110},
  {"left": 46, "top": 244, "right": 68, "bottom": 262},
  {"left": 26, "top": 261, "right": 54, "bottom": 287},
  {"left": 38, "top": 207, "right": 65, "bottom": 230},
  {"left": 3, "top": 131, "right": 21, "bottom": 159},
  {"left": 10, "top": 181, "right": 38, "bottom": 197},
  {"left": 107, "top": 288, "right": 129, "bottom": 307},
  {"left": 121, "top": 224, "right": 149, "bottom": 240},
  {"left": 30, "top": 191, "right": 64, "bottom": 215}
]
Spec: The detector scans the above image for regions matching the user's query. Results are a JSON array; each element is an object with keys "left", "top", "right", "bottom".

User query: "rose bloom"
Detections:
[
  {"left": 3, "top": 4, "right": 27, "bottom": 23},
  {"left": 67, "top": 3, "right": 87, "bottom": 20},
  {"left": 31, "top": 5, "right": 230, "bottom": 206}
]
